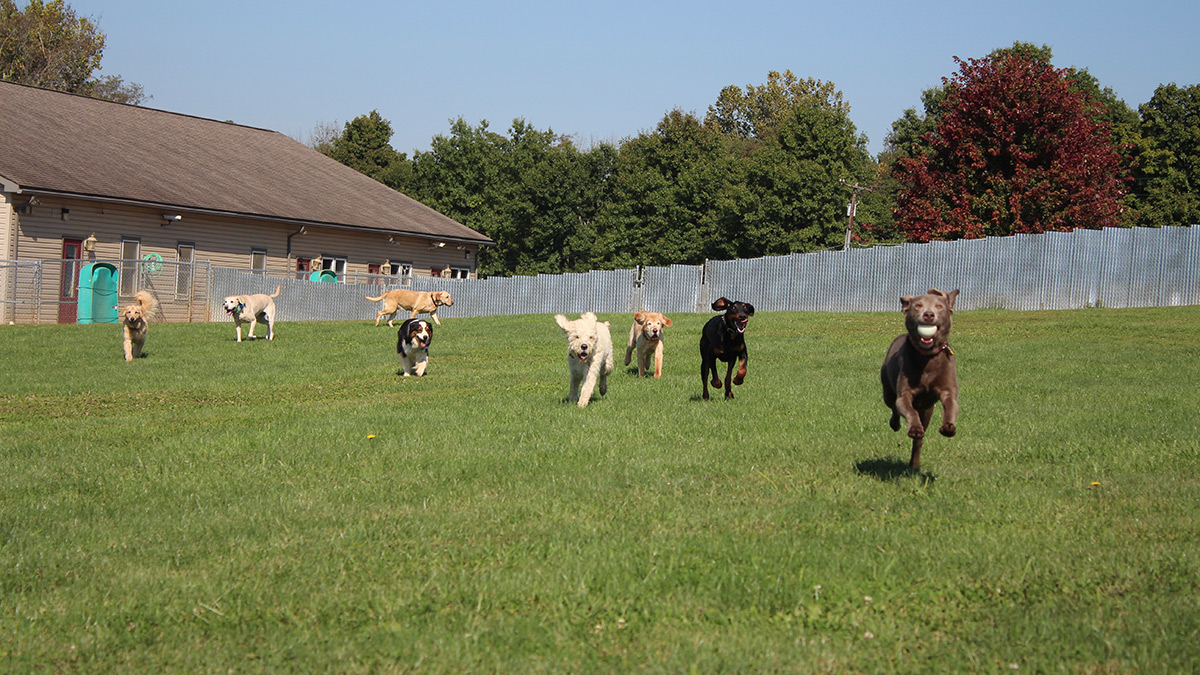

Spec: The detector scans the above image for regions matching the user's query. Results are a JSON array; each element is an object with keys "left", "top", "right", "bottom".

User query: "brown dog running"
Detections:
[
  {"left": 700, "top": 297, "right": 754, "bottom": 400},
  {"left": 364, "top": 289, "right": 454, "bottom": 327},
  {"left": 881, "top": 288, "right": 960, "bottom": 469}
]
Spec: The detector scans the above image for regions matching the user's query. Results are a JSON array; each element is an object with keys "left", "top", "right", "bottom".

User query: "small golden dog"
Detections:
[
  {"left": 624, "top": 311, "right": 673, "bottom": 378},
  {"left": 121, "top": 290, "right": 158, "bottom": 361},
  {"left": 364, "top": 289, "right": 454, "bottom": 327}
]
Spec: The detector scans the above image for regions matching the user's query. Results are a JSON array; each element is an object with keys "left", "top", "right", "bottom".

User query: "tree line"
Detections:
[{"left": 320, "top": 47, "right": 1199, "bottom": 277}]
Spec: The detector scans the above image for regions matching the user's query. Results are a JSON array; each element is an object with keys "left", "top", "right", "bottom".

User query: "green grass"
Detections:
[{"left": 2, "top": 307, "right": 1199, "bottom": 672}]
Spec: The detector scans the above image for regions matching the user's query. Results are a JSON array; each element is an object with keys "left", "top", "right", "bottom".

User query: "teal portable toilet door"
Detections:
[{"left": 78, "top": 262, "right": 119, "bottom": 324}]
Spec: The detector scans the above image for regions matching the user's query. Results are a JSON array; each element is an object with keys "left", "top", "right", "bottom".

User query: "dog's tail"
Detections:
[
  {"left": 269, "top": 284, "right": 282, "bottom": 298},
  {"left": 364, "top": 294, "right": 385, "bottom": 302},
  {"left": 133, "top": 290, "right": 159, "bottom": 317}
]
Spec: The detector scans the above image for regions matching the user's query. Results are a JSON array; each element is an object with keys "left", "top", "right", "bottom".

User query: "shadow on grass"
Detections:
[{"left": 855, "top": 457, "right": 936, "bottom": 485}]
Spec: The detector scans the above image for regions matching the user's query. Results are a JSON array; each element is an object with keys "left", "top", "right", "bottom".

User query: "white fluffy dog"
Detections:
[{"left": 554, "top": 312, "right": 614, "bottom": 408}]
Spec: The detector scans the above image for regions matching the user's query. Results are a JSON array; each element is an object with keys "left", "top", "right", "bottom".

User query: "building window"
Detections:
[
  {"left": 120, "top": 238, "right": 140, "bottom": 295},
  {"left": 176, "top": 243, "right": 195, "bottom": 297},
  {"left": 448, "top": 266, "right": 470, "bottom": 280},
  {"left": 250, "top": 249, "right": 267, "bottom": 274},
  {"left": 320, "top": 255, "right": 347, "bottom": 280}
]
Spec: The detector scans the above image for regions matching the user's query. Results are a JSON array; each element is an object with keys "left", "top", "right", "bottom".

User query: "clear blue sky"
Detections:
[{"left": 73, "top": 0, "right": 1198, "bottom": 158}]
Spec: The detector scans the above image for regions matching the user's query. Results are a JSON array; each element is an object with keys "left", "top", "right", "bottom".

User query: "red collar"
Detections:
[{"left": 908, "top": 336, "right": 953, "bottom": 356}]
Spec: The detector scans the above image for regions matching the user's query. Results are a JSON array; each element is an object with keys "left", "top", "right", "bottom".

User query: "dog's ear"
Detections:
[
  {"left": 711, "top": 297, "right": 730, "bottom": 312},
  {"left": 554, "top": 314, "right": 570, "bottom": 331},
  {"left": 900, "top": 295, "right": 914, "bottom": 312},
  {"left": 634, "top": 311, "right": 647, "bottom": 325},
  {"left": 662, "top": 316, "right": 673, "bottom": 327},
  {"left": 946, "top": 289, "right": 960, "bottom": 311}
]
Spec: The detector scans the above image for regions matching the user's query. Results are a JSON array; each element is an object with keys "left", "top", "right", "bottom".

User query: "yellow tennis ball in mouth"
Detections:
[{"left": 916, "top": 324, "right": 937, "bottom": 337}]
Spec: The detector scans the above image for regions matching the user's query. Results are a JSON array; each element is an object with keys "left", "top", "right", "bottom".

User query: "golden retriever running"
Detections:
[
  {"left": 364, "top": 289, "right": 454, "bottom": 327},
  {"left": 121, "top": 290, "right": 158, "bottom": 361},
  {"left": 624, "top": 311, "right": 673, "bottom": 378}
]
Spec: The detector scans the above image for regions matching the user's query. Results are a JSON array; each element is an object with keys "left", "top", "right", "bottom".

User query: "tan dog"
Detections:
[
  {"left": 222, "top": 284, "right": 281, "bottom": 342},
  {"left": 881, "top": 288, "right": 960, "bottom": 470},
  {"left": 364, "top": 289, "right": 454, "bottom": 327},
  {"left": 554, "top": 312, "right": 614, "bottom": 408},
  {"left": 624, "top": 311, "right": 673, "bottom": 378},
  {"left": 121, "top": 290, "right": 158, "bottom": 361}
]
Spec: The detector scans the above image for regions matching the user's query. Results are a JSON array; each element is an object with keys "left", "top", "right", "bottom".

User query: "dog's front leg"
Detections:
[
  {"left": 652, "top": 341, "right": 664, "bottom": 379},
  {"left": 723, "top": 360, "right": 736, "bottom": 399},
  {"left": 577, "top": 365, "right": 598, "bottom": 407},
  {"left": 235, "top": 322, "right": 243, "bottom": 342},
  {"left": 732, "top": 355, "right": 747, "bottom": 386},
  {"left": 124, "top": 337, "right": 134, "bottom": 362},
  {"left": 246, "top": 318, "right": 258, "bottom": 339},
  {"left": 894, "top": 395, "right": 925, "bottom": 439},
  {"left": 939, "top": 391, "right": 958, "bottom": 437},
  {"left": 430, "top": 311, "right": 441, "bottom": 326}
]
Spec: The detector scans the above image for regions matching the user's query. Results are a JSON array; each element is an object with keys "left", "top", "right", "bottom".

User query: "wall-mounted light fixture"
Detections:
[
  {"left": 429, "top": 241, "right": 446, "bottom": 249},
  {"left": 16, "top": 196, "right": 41, "bottom": 214},
  {"left": 82, "top": 233, "right": 98, "bottom": 252},
  {"left": 60, "top": 208, "right": 70, "bottom": 221},
  {"left": 161, "top": 214, "right": 182, "bottom": 226}
]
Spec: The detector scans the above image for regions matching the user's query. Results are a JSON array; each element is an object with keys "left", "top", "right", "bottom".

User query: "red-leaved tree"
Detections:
[{"left": 893, "top": 52, "right": 1130, "bottom": 241}]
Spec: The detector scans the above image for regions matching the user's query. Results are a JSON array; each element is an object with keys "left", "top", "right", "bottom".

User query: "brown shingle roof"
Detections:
[{"left": 0, "top": 81, "right": 492, "bottom": 244}]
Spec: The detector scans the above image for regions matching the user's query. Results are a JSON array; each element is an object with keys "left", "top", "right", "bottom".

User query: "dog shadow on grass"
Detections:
[{"left": 854, "top": 456, "right": 936, "bottom": 485}]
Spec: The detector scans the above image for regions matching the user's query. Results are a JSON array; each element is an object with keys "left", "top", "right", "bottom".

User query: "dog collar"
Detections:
[{"left": 909, "top": 335, "right": 953, "bottom": 356}]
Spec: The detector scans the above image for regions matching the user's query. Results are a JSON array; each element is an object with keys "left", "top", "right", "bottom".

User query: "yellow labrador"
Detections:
[
  {"left": 222, "top": 284, "right": 280, "bottom": 342},
  {"left": 364, "top": 289, "right": 454, "bottom": 327}
]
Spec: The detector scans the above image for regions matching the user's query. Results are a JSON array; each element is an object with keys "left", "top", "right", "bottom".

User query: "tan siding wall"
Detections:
[{"left": 9, "top": 196, "right": 483, "bottom": 323}]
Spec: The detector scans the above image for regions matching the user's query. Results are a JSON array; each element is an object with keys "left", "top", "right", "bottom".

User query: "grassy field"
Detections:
[{"left": 1, "top": 306, "right": 1199, "bottom": 672}]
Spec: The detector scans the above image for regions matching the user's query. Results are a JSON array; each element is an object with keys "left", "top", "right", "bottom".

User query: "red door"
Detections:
[
  {"left": 59, "top": 239, "right": 83, "bottom": 323},
  {"left": 296, "top": 257, "right": 311, "bottom": 279}
]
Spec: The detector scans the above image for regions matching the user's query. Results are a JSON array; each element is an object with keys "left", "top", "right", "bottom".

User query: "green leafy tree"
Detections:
[
  {"left": 705, "top": 69, "right": 849, "bottom": 141},
  {"left": 894, "top": 49, "right": 1131, "bottom": 241},
  {"left": 730, "top": 102, "right": 875, "bottom": 254},
  {"left": 0, "top": 0, "right": 145, "bottom": 103},
  {"left": 598, "top": 109, "right": 735, "bottom": 266},
  {"left": 396, "top": 118, "right": 613, "bottom": 276},
  {"left": 1130, "top": 83, "right": 1200, "bottom": 227},
  {"left": 323, "top": 110, "right": 403, "bottom": 182}
]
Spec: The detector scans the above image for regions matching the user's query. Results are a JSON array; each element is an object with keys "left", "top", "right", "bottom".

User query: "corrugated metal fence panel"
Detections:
[
  {"left": 139, "top": 225, "right": 1200, "bottom": 324},
  {"left": 640, "top": 264, "right": 702, "bottom": 313}
]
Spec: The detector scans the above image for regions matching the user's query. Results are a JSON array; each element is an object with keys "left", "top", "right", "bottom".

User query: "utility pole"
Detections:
[{"left": 839, "top": 179, "right": 876, "bottom": 250}]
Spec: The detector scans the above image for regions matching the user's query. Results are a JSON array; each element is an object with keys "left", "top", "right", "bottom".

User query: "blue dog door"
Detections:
[{"left": 78, "top": 262, "right": 119, "bottom": 324}]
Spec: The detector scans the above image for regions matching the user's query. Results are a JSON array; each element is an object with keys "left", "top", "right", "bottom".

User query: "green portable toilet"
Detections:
[
  {"left": 309, "top": 269, "right": 338, "bottom": 282},
  {"left": 78, "top": 262, "right": 119, "bottom": 324}
]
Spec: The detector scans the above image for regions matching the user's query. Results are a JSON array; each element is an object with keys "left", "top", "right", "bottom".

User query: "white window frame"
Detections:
[
  {"left": 321, "top": 255, "right": 347, "bottom": 281},
  {"left": 250, "top": 249, "right": 267, "bottom": 274},
  {"left": 448, "top": 266, "right": 470, "bottom": 280},
  {"left": 120, "top": 238, "right": 140, "bottom": 295},
  {"left": 176, "top": 243, "right": 195, "bottom": 297}
]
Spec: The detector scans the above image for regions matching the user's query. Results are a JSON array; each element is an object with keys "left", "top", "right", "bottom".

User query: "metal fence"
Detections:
[
  {"left": 205, "top": 225, "right": 1200, "bottom": 323},
  {"left": 0, "top": 258, "right": 211, "bottom": 324},
  {"left": 3, "top": 226, "right": 1198, "bottom": 324}
]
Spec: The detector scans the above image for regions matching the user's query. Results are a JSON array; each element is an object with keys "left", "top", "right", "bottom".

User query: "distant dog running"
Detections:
[
  {"left": 554, "top": 312, "right": 614, "bottom": 408},
  {"left": 700, "top": 297, "right": 755, "bottom": 400},
  {"left": 396, "top": 318, "right": 433, "bottom": 377},
  {"left": 121, "top": 290, "right": 158, "bottom": 361},
  {"left": 364, "top": 289, "right": 454, "bottom": 327},
  {"left": 881, "top": 288, "right": 960, "bottom": 470},
  {"left": 624, "top": 311, "right": 673, "bottom": 378},
  {"left": 222, "top": 284, "right": 280, "bottom": 342}
]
